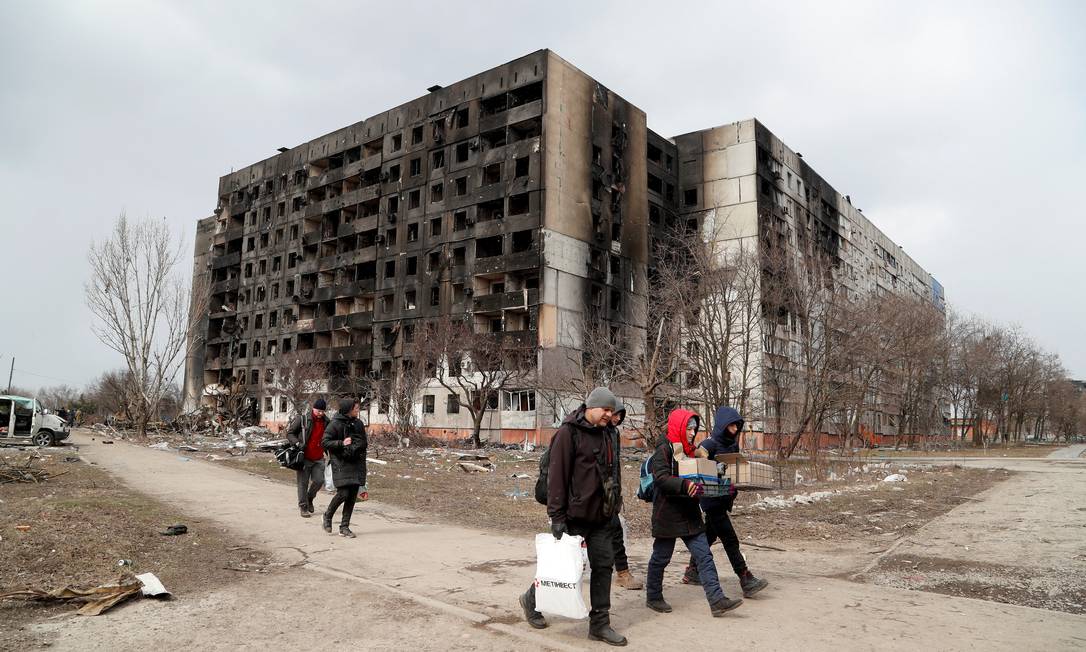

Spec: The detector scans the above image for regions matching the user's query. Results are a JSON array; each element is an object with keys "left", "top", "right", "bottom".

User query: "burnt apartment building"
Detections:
[{"left": 184, "top": 50, "right": 942, "bottom": 444}]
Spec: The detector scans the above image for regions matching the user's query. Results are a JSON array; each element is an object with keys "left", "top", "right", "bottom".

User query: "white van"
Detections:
[{"left": 0, "top": 394, "right": 72, "bottom": 447}]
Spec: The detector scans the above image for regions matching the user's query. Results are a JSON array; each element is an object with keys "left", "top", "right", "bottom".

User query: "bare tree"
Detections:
[
  {"left": 416, "top": 314, "right": 537, "bottom": 448},
  {"left": 276, "top": 355, "right": 329, "bottom": 417},
  {"left": 85, "top": 213, "right": 208, "bottom": 440}
]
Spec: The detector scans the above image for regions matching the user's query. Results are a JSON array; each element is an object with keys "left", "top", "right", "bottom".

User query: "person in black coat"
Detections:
[
  {"left": 645, "top": 408, "right": 743, "bottom": 617},
  {"left": 321, "top": 398, "right": 368, "bottom": 538},
  {"left": 681, "top": 406, "right": 769, "bottom": 597}
]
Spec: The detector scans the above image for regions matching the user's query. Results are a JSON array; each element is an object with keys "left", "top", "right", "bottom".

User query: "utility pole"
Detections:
[{"left": 6, "top": 357, "right": 13, "bottom": 393}]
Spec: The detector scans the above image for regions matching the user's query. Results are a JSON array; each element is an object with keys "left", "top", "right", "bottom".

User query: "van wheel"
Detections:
[{"left": 34, "top": 431, "right": 55, "bottom": 447}]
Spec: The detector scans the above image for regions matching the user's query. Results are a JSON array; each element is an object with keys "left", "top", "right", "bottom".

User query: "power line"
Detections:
[{"left": 12, "top": 368, "right": 82, "bottom": 386}]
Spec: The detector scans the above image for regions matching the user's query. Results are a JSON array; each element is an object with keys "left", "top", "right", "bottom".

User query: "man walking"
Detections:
[
  {"left": 322, "top": 398, "right": 367, "bottom": 538},
  {"left": 285, "top": 398, "right": 328, "bottom": 518},
  {"left": 608, "top": 401, "right": 643, "bottom": 591},
  {"left": 520, "top": 387, "right": 627, "bottom": 646}
]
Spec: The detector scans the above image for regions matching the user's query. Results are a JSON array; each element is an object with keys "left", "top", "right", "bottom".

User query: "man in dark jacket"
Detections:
[
  {"left": 681, "top": 406, "right": 769, "bottom": 597},
  {"left": 608, "top": 400, "right": 642, "bottom": 591},
  {"left": 645, "top": 408, "right": 743, "bottom": 617},
  {"left": 519, "top": 387, "right": 627, "bottom": 647},
  {"left": 285, "top": 398, "right": 329, "bottom": 518},
  {"left": 321, "top": 398, "right": 368, "bottom": 538}
]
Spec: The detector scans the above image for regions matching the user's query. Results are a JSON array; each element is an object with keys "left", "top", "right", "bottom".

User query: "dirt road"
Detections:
[{"left": 37, "top": 432, "right": 1086, "bottom": 651}]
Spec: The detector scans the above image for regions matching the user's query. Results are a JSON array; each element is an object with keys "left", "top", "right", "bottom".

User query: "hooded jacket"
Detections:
[
  {"left": 649, "top": 408, "right": 706, "bottom": 539},
  {"left": 547, "top": 404, "right": 618, "bottom": 525},
  {"left": 285, "top": 409, "right": 328, "bottom": 450},
  {"left": 698, "top": 406, "right": 743, "bottom": 512},
  {"left": 322, "top": 412, "right": 367, "bottom": 488}
]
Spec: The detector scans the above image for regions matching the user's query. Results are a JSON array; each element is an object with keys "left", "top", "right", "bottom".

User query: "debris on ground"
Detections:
[
  {"left": 0, "top": 572, "right": 170, "bottom": 616},
  {"left": 883, "top": 473, "right": 908, "bottom": 483},
  {"left": 458, "top": 462, "right": 493, "bottom": 473},
  {"left": 0, "top": 454, "right": 69, "bottom": 485},
  {"left": 159, "top": 524, "right": 188, "bottom": 536}
]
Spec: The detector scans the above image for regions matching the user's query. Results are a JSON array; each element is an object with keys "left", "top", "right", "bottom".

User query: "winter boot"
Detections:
[
  {"left": 740, "top": 570, "right": 769, "bottom": 597},
  {"left": 710, "top": 595, "right": 744, "bottom": 617},
  {"left": 322, "top": 513, "right": 333, "bottom": 533},
  {"left": 681, "top": 563, "right": 702, "bottom": 585},
  {"left": 646, "top": 598, "right": 672, "bottom": 613},
  {"left": 306, "top": 500, "right": 315, "bottom": 514},
  {"left": 615, "top": 569, "right": 644, "bottom": 590},
  {"left": 339, "top": 526, "right": 356, "bottom": 538},
  {"left": 588, "top": 625, "right": 628, "bottom": 646},
  {"left": 300, "top": 506, "right": 311, "bottom": 518},
  {"left": 519, "top": 591, "right": 547, "bottom": 629}
]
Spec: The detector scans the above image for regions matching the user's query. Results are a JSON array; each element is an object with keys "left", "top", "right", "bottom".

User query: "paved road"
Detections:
[{"left": 43, "top": 433, "right": 1086, "bottom": 651}]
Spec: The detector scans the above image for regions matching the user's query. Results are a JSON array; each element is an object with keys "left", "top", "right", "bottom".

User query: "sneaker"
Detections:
[
  {"left": 300, "top": 507, "right": 311, "bottom": 518},
  {"left": 646, "top": 598, "right": 672, "bottom": 613},
  {"left": 615, "top": 569, "right": 644, "bottom": 591},
  {"left": 322, "top": 514, "right": 333, "bottom": 533},
  {"left": 740, "top": 570, "right": 769, "bottom": 597},
  {"left": 519, "top": 591, "right": 547, "bottom": 629},
  {"left": 587, "top": 625, "right": 628, "bottom": 646},
  {"left": 339, "top": 526, "right": 356, "bottom": 538},
  {"left": 681, "top": 564, "right": 701, "bottom": 585},
  {"left": 710, "top": 596, "right": 743, "bottom": 617}
]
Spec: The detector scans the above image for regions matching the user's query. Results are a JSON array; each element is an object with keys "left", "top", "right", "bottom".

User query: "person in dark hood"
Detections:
[
  {"left": 520, "top": 387, "right": 627, "bottom": 647},
  {"left": 681, "top": 406, "right": 769, "bottom": 597},
  {"left": 608, "top": 399, "right": 642, "bottom": 591},
  {"left": 321, "top": 398, "right": 368, "bottom": 538},
  {"left": 285, "top": 398, "right": 329, "bottom": 518},
  {"left": 645, "top": 408, "right": 743, "bottom": 617}
]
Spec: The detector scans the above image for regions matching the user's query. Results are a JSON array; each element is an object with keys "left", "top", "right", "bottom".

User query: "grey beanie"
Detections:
[
  {"left": 585, "top": 387, "right": 617, "bottom": 409},
  {"left": 612, "top": 396, "right": 626, "bottom": 413}
]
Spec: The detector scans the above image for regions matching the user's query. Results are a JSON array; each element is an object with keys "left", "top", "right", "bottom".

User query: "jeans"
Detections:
[
  {"left": 610, "top": 515, "right": 629, "bottom": 572},
  {"left": 296, "top": 459, "right": 325, "bottom": 509},
  {"left": 688, "top": 508, "right": 747, "bottom": 576},
  {"left": 524, "top": 519, "right": 616, "bottom": 630},
  {"left": 647, "top": 533, "right": 724, "bottom": 605},
  {"left": 325, "top": 484, "right": 360, "bottom": 528}
]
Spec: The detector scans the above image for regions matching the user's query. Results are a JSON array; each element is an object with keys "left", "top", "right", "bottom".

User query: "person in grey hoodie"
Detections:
[{"left": 681, "top": 406, "right": 769, "bottom": 597}]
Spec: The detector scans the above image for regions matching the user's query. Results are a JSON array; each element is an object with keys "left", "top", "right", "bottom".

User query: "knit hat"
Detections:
[
  {"left": 337, "top": 398, "right": 357, "bottom": 414},
  {"left": 612, "top": 396, "right": 626, "bottom": 414},
  {"left": 313, "top": 398, "right": 327, "bottom": 411},
  {"left": 585, "top": 387, "right": 617, "bottom": 409}
]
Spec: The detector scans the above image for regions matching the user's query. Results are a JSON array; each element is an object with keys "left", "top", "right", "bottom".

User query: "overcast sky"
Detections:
[{"left": 1, "top": 0, "right": 1083, "bottom": 394}]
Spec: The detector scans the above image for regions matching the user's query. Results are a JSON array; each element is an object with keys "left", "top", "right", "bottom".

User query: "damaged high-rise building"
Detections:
[{"left": 184, "top": 49, "right": 943, "bottom": 444}]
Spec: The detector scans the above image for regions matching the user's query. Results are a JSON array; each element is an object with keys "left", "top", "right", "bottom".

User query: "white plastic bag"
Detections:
[
  {"left": 324, "top": 463, "right": 334, "bottom": 493},
  {"left": 534, "top": 533, "right": 589, "bottom": 619}
]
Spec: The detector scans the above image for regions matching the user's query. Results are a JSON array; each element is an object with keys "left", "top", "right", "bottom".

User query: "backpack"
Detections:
[
  {"left": 535, "top": 430, "right": 579, "bottom": 505},
  {"left": 636, "top": 456, "right": 655, "bottom": 502}
]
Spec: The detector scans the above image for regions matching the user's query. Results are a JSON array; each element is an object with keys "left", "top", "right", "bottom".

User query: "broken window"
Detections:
[
  {"left": 511, "top": 229, "right": 534, "bottom": 252},
  {"left": 647, "top": 174, "right": 663, "bottom": 193},
  {"left": 455, "top": 142, "right": 470, "bottom": 163},
  {"left": 515, "top": 156, "right": 529, "bottom": 178},
  {"left": 282, "top": 337, "right": 292, "bottom": 353},
  {"left": 387, "top": 164, "right": 401, "bottom": 183},
  {"left": 423, "top": 394, "right": 435, "bottom": 414},
  {"left": 260, "top": 233, "right": 269, "bottom": 248},
  {"left": 385, "top": 227, "right": 396, "bottom": 245},
  {"left": 455, "top": 176, "right": 468, "bottom": 195},
  {"left": 387, "top": 195, "right": 399, "bottom": 216},
  {"left": 430, "top": 182, "right": 443, "bottom": 203},
  {"left": 508, "top": 193, "right": 529, "bottom": 216},
  {"left": 454, "top": 211, "right": 468, "bottom": 231},
  {"left": 250, "top": 369, "right": 259, "bottom": 385},
  {"left": 478, "top": 199, "right": 503, "bottom": 222},
  {"left": 409, "top": 189, "right": 421, "bottom": 209},
  {"left": 405, "top": 290, "right": 417, "bottom": 310},
  {"left": 256, "top": 286, "right": 266, "bottom": 302},
  {"left": 684, "top": 188, "right": 698, "bottom": 206},
  {"left": 430, "top": 285, "right": 440, "bottom": 306},
  {"left": 430, "top": 217, "right": 441, "bottom": 237},
  {"left": 481, "top": 128, "right": 506, "bottom": 149},
  {"left": 612, "top": 222, "right": 622, "bottom": 242},
  {"left": 489, "top": 317, "right": 503, "bottom": 333},
  {"left": 454, "top": 107, "right": 469, "bottom": 129},
  {"left": 647, "top": 143, "right": 662, "bottom": 164},
  {"left": 391, "top": 133, "right": 402, "bottom": 151},
  {"left": 411, "top": 125, "right": 424, "bottom": 145},
  {"left": 407, "top": 223, "right": 419, "bottom": 242},
  {"left": 406, "top": 256, "right": 417, "bottom": 275},
  {"left": 272, "top": 256, "right": 281, "bottom": 272},
  {"left": 649, "top": 204, "right": 661, "bottom": 224},
  {"left": 410, "top": 157, "right": 421, "bottom": 177},
  {"left": 476, "top": 235, "right": 503, "bottom": 258},
  {"left": 380, "top": 295, "right": 393, "bottom": 314},
  {"left": 432, "top": 149, "right": 445, "bottom": 169},
  {"left": 446, "top": 393, "right": 460, "bottom": 414},
  {"left": 610, "top": 289, "right": 621, "bottom": 311},
  {"left": 247, "top": 237, "right": 255, "bottom": 252},
  {"left": 238, "top": 342, "right": 247, "bottom": 358},
  {"left": 482, "top": 164, "right": 501, "bottom": 186},
  {"left": 427, "top": 252, "right": 440, "bottom": 273},
  {"left": 290, "top": 225, "right": 299, "bottom": 240},
  {"left": 245, "top": 263, "right": 253, "bottom": 279},
  {"left": 509, "top": 118, "right": 541, "bottom": 143},
  {"left": 253, "top": 340, "right": 262, "bottom": 357},
  {"left": 503, "top": 390, "right": 536, "bottom": 412},
  {"left": 271, "top": 283, "right": 279, "bottom": 300},
  {"left": 453, "top": 247, "right": 466, "bottom": 266}
]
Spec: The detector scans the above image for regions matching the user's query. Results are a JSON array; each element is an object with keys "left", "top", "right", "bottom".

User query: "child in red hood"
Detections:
[{"left": 644, "top": 409, "right": 744, "bottom": 617}]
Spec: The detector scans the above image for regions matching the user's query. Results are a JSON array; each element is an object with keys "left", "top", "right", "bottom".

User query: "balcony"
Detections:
[
  {"left": 211, "top": 252, "right": 242, "bottom": 270},
  {"left": 473, "top": 247, "right": 540, "bottom": 275},
  {"left": 472, "top": 288, "right": 539, "bottom": 313},
  {"left": 211, "top": 277, "right": 240, "bottom": 294},
  {"left": 347, "top": 312, "right": 373, "bottom": 328}
]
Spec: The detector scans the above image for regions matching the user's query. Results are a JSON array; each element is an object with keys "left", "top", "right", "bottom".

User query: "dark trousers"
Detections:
[
  {"left": 296, "top": 459, "right": 325, "bottom": 509},
  {"left": 610, "top": 515, "right": 629, "bottom": 572},
  {"left": 689, "top": 508, "right": 747, "bottom": 576},
  {"left": 648, "top": 533, "right": 724, "bottom": 605},
  {"left": 325, "top": 484, "right": 360, "bottom": 527},
  {"left": 525, "top": 520, "right": 615, "bottom": 629}
]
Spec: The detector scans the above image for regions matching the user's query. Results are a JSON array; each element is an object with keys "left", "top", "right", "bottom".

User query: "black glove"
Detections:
[{"left": 551, "top": 519, "right": 568, "bottom": 541}]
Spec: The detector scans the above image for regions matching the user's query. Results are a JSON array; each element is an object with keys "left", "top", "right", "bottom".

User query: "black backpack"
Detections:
[{"left": 535, "top": 430, "right": 579, "bottom": 505}]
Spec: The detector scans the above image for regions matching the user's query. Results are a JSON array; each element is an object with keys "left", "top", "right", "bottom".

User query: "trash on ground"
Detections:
[
  {"left": 458, "top": 462, "right": 493, "bottom": 473},
  {"left": 159, "top": 524, "right": 188, "bottom": 536},
  {"left": 135, "top": 572, "right": 170, "bottom": 597},
  {"left": 883, "top": 474, "right": 908, "bottom": 483},
  {"left": 149, "top": 442, "right": 170, "bottom": 450},
  {"left": 0, "top": 574, "right": 144, "bottom": 616},
  {"left": 15, "top": 524, "right": 31, "bottom": 532},
  {"left": 366, "top": 457, "right": 388, "bottom": 465}
]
